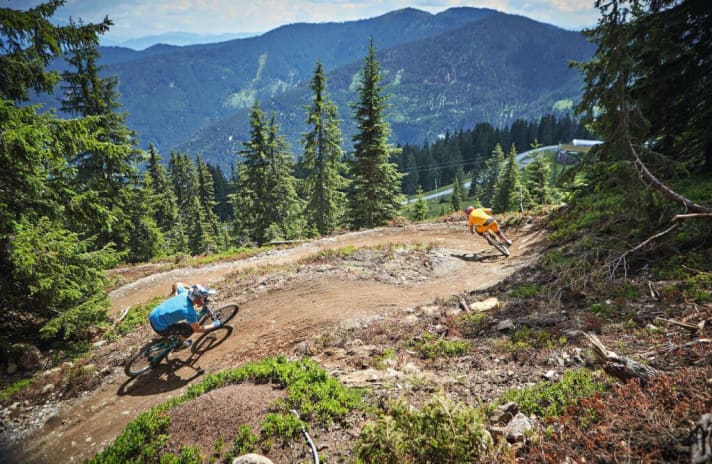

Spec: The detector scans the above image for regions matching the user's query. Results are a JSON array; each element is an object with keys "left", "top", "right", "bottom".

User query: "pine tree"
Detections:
[
  {"left": 493, "top": 144, "right": 531, "bottom": 213},
  {"left": 59, "top": 19, "right": 147, "bottom": 255},
  {"left": 412, "top": 186, "right": 429, "bottom": 221},
  {"left": 479, "top": 143, "right": 506, "bottom": 206},
  {"left": 0, "top": 2, "right": 116, "bottom": 341},
  {"left": 264, "top": 114, "right": 305, "bottom": 241},
  {"left": 195, "top": 155, "right": 223, "bottom": 251},
  {"left": 348, "top": 39, "right": 404, "bottom": 229},
  {"left": 302, "top": 60, "right": 347, "bottom": 236},
  {"left": 236, "top": 102, "right": 304, "bottom": 244},
  {"left": 525, "top": 156, "right": 553, "bottom": 205},
  {"left": 143, "top": 144, "right": 185, "bottom": 251}
]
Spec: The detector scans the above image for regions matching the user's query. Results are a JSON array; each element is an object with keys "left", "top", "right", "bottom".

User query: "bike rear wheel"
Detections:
[
  {"left": 485, "top": 232, "right": 510, "bottom": 257},
  {"left": 124, "top": 339, "right": 171, "bottom": 377}
]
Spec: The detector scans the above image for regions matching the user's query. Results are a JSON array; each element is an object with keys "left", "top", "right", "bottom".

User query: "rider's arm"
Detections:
[
  {"left": 170, "top": 282, "right": 188, "bottom": 296},
  {"left": 190, "top": 321, "right": 211, "bottom": 333}
]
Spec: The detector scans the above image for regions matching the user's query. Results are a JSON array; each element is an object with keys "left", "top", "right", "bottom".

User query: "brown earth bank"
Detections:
[{"left": 2, "top": 217, "right": 710, "bottom": 463}]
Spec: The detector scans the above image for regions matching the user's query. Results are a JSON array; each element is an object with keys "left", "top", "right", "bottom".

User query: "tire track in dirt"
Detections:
[{"left": 14, "top": 221, "right": 546, "bottom": 464}]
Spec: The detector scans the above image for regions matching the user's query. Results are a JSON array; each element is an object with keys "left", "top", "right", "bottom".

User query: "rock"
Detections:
[
  {"left": 490, "top": 401, "right": 519, "bottom": 425},
  {"left": 7, "top": 361, "right": 17, "bottom": 375},
  {"left": 41, "top": 384, "right": 55, "bottom": 394},
  {"left": 542, "top": 370, "right": 557, "bottom": 381},
  {"left": 10, "top": 343, "right": 41, "bottom": 371},
  {"left": 496, "top": 319, "right": 515, "bottom": 332},
  {"left": 233, "top": 454, "right": 274, "bottom": 464},
  {"left": 505, "top": 412, "right": 535, "bottom": 443},
  {"left": 470, "top": 297, "right": 499, "bottom": 312}
]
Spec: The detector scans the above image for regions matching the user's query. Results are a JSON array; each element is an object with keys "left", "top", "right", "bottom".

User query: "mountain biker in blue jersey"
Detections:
[{"left": 148, "top": 282, "right": 221, "bottom": 350}]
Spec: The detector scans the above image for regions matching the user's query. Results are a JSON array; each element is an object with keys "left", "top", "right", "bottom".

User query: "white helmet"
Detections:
[{"left": 188, "top": 284, "right": 216, "bottom": 302}]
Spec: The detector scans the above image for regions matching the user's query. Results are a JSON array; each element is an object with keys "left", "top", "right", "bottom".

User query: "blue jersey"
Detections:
[{"left": 148, "top": 285, "right": 198, "bottom": 331}]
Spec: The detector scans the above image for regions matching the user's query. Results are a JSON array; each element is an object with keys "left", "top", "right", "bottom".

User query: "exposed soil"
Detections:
[
  {"left": 4, "top": 217, "right": 708, "bottom": 463},
  {"left": 2, "top": 219, "right": 545, "bottom": 463}
]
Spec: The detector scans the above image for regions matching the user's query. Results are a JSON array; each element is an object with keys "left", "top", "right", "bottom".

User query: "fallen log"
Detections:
[{"left": 583, "top": 332, "right": 659, "bottom": 385}]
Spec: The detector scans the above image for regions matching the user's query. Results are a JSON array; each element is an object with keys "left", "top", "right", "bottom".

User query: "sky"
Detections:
[{"left": 8, "top": 0, "right": 601, "bottom": 42}]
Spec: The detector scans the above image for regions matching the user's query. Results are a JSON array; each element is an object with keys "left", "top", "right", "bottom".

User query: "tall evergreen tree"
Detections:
[
  {"left": 348, "top": 39, "right": 404, "bottom": 229},
  {"left": 302, "top": 60, "right": 347, "bottom": 236},
  {"left": 451, "top": 169, "right": 464, "bottom": 213},
  {"left": 525, "top": 156, "right": 553, "bottom": 205},
  {"left": 235, "top": 102, "right": 304, "bottom": 243},
  {"left": 195, "top": 155, "right": 223, "bottom": 251},
  {"left": 479, "top": 143, "right": 506, "bottom": 206},
  {"left": 264, "top": 114, "right": 305, "bottom": 241},
  {"left": 493, "top": 144, "right": 530, "bottom": 213},
  {"left": 59, "top": 19, "right": 147, "bottom": 256},
  {"left": 0, "top": 2, "right": 117, "bottom": 341},
  {"left": 144, "top": 144, "right": 179, "bottom": 236}
]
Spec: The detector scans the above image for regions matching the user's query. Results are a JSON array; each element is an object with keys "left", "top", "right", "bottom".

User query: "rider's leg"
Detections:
[{"left": 490, "top": 222, "right": 513, "bottom": 246}]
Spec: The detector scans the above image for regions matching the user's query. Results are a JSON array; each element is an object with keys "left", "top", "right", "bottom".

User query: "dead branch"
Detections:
[
  {"left": 628, "top": 141, "right": 712, "bottom": 214},
  {"left": 584, "top": 332, "right": 659, "bottom": 385},
  {"left": 609, "top": 223, "right": 679, "bottom": 278},
  {"left": 690, "top": 413, "right": 712, "bottom": 464},
  {"left": 654, "top": 317, "right": 704, "bottom": 334},
  {"left": 674, "top": 213, "right": 712, "bottom": 221},
  {"left": 112, "top": 306, "right": 132, "bottom": 326}
]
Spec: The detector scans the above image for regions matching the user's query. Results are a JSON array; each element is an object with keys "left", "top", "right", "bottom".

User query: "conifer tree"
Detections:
[
  {"left": 348, "top": 39, "right": 404, "bottom": 229},
  {"left": 60, "top": 19, "right": 148, "bottom": 255},
  {"left": 195, "top": 155, "right": 223, "bottom": 250},
  {"left": 525, "top": 156, "right": 553, "bottom": 205},
  {"left": 302, "top": 60, "right": 347, "bottom": 236},
  {"left": 479, "top": 143, "right": 506, "bottom": 206},
  {"left": 144, "top": 144, "right": 179, "bottom": 237},
  {"left": 0, "top": 2, "right": 117, "bottom": 340},
  {"left": 264, "top": 114, "right": 305, "bottom": 241},
  {"left": 236, "top": 102, "right": 303, "bottom": 243},
  {"left": 493, "top": 144, "right": 531, "bottom": 213},
  {"left": 412, "top": 186, "right": 429, "bottom": 221}
]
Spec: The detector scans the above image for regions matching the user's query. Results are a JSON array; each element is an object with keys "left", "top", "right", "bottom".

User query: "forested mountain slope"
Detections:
[
  {"left": 175, "top": 12, "right": 595, "bottom": 169},
  {"left": 93, "top": 7, "right": 498, "bottom": 151}
]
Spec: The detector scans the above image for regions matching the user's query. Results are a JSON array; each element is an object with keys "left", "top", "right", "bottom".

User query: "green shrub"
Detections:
[
  {"left": 457, "top": 312, "right": 490, "bottom": 337},
  {"left": 408, "top": 332, "right": 471, "bottom": 359},
  {"left": 498, "top": 369, "right": 609, "bottom": 420},
  {"left": 357, "top": 394, "right": 493, "bottom": 463}
]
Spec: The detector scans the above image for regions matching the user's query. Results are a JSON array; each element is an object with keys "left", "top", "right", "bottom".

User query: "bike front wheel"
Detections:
[
  {"left": 124, "top": 340, "right": 169, "bottom": 377},
  {"left": 485, "top": 232, "right": 510, "bottom": 257},
  {"left": 212, "top": 303, "right": 239, "bottom": 324}
]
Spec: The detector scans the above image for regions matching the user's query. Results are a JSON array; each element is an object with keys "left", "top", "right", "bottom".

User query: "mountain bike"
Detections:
[
  {"left": 483, "top": 230, "right": 510, "bottom": 257},
  {"left": 124, "top": 300, "right": 239, "bottom": 378}
]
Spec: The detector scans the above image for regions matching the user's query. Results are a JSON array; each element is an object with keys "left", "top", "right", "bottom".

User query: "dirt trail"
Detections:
[{"left": 14, "top": 221, "right": 546, "bottom": 464}]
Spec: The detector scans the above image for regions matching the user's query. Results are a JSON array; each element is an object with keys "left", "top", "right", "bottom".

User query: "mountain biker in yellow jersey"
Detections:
[
  {"left": 148, "top": 282, "right": 221, "bottom": 350},
  {"left": 465, "top": 206, "right": 513, "bottom": 246}
]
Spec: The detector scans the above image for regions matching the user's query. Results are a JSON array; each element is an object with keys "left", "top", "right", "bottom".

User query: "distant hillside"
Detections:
[
  {"left": 32, "top": 7, "right": 594, "bottom": 171},
  {"left": 176, "top": 12, "right": 595, "bottom": 169},
  {"left": 102, "top": 32, "right": 257, "bottom": 50}
]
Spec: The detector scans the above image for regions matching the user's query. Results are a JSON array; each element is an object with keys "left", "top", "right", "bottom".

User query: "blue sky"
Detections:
[{"left": 9, "top": 0, "right": 601, "bottom": 41}]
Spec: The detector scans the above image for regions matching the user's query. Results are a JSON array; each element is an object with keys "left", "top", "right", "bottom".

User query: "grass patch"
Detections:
[
  {"left": 90, "top": 356, "right": 363, "bottom": 464},
  {"left": 105, "top": 297, "right": 162, "bottom": 340}
]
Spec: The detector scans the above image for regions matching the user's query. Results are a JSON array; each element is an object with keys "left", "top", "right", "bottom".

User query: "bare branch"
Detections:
[{"left": 628, "top": 141, "right": 712, "bottom": 214}]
